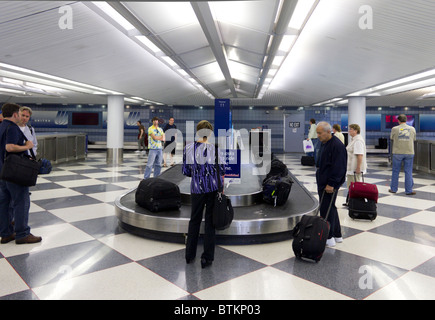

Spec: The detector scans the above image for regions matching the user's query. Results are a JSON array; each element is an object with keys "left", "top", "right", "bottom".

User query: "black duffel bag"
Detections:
[
  {"left": 0, "top": 153, "right": 40, "bottom": 187},
  {"left": 135, "top": 177, "right": 181, "bottom": 212}
]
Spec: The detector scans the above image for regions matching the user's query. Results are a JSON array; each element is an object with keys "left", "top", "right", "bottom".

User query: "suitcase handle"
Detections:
[
  {"left": 353, "top": 172, "right": 364, "bottom": 183},
  {"left": 316, "top": 189, "right": 338, "bottom": 221}
]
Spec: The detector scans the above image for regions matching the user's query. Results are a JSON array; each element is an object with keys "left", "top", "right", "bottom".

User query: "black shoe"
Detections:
[
  {"left": 186, "top": 257, "right": 195, "bottom": 264},
  {"left": 201, "top": 258, "right": 213, "bottom": 269}
]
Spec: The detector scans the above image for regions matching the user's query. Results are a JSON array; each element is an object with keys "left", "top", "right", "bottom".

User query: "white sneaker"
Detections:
[
  {"left": 326, "top": 238, "right": 336, "bottom": 247},
  {"left": 334, "top": 237, "right": 343, "bottom": 243},
  {"left": 134, "top": 150, "right": 141, "bottom": 153}
]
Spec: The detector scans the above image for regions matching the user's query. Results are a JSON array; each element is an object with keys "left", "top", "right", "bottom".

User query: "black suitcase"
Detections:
[
  {"left": 292, "top": 190, "right": 337, "bottom": 262},
  {"left": 262, "top": 175, "right": 293, "bottom": 206},
  {"left": 348, "top": 197, "right": 377, "bottom": 221},
  {"left": 135, "top": 178, "right": 181, "bottom": 212},
  {"left": 301, "top": 155, "right": 315, "bottom": 166}
]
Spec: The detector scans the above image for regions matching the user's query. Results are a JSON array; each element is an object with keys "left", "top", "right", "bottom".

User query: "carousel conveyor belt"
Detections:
[{"left": 115, "top": 164, "right": 318, "bottom": 244}]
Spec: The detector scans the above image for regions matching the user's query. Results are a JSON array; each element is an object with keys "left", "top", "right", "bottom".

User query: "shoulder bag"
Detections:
[
  {"left": 212, "top": 146, "right": 234, "bottom": 230},
  {"left": 0, "top": 124, "right": 41, "bottom": 186}
]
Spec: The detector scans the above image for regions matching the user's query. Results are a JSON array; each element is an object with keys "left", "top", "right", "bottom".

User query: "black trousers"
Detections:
[
  {"left": 318, "top": 188, "right": 342, "bottom": 239},
  {"left": 186, "top": 191, "right": 217, "bottom": 261}
]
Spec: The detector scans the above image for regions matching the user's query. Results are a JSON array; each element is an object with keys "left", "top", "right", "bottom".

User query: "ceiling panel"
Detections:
[
  {"left": 0, "top": 0, "right": 434, "bottom": 107},
  {"left": 178, "top": 46, "right": 215, "bottom": 69}
]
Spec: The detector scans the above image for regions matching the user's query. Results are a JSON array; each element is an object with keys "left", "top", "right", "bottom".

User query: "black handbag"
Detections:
[
  {"left": 0, "top": 124, "right": 41, "bottom": 186},
  {"left": 212, "top": 146, "right": 233, "bottom": 230}
]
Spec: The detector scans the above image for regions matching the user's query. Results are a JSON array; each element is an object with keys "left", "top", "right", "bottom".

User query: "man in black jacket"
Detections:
[{"left": 315, "top": 121, "right": 347, "bottom": 247}]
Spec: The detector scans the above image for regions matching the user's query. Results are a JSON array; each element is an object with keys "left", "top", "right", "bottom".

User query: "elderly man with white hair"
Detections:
[{"left": 315, "top": 121, "right": 347, "bottom": 247}]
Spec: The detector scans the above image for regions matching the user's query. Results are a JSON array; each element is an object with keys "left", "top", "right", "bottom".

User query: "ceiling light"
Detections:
[
  {"left": 161, "top": 56, "right": 179, "bottom": 68},
  {"left": 288, "top": 0, "right": 316, "bottom": 30},
  {"left": 135, "top": 35, "right": 161, "bottom": 53},
  {"left": 417, "top": 92, "right": 435, "bottom": 100},
  {"left": 349, "top": 68, "right": 435, "bottom": 97},
  {"left": 92, "top": 2, "right": 135, "bottom": 31},
  {"left": 278, "top": 35, "right": 297, "bottom": 52}
]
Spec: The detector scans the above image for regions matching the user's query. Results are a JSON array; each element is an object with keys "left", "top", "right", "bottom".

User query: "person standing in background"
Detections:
[
  {"left": 343, "top": 124, "right": 367, "bottom": 206},
  {"left": 307, "top": 118, "right": 318, "bottom": 161},
  {"left": 18, "top": 106, "right": 38, "bottom": 157},
  {"left": 332, "top": 124, "right": 345, "bottom": 145},
  {"left": 389, "top": 114, "right": 416, "bottom": 195},
  {"left": 163, "top": 117, "right": 177, "bottom": 167},
  {"left": 136, "top": 121, "right": 146, "bottom": 155},
  {"left": 144, "top": 117, "right": 164, "bottom": 179}
]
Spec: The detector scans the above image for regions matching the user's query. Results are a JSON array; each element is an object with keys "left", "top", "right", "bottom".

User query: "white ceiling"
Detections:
[{"left": 0, "top": 0, "right": 434, "bottom": 107}]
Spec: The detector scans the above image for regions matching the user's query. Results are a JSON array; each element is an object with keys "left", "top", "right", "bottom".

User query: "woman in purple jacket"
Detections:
[{"left": 182, "top": 120, "right": 225, "bottom": 268}]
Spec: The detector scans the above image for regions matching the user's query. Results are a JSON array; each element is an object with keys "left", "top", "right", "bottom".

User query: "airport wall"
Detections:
[{"left": 2, "top": 102, "right": 435, "bottom": 152}]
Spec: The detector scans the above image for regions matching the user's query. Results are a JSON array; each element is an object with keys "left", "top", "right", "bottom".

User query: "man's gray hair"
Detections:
[{"left": 317, "top": 121, "right": 332, "bottom": 133}]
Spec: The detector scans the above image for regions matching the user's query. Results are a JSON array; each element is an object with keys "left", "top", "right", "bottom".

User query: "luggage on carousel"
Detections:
[
  {"left": 266, "top": 158, "right": 289, "bottom": 179},
  {"left": 135, "top": 178, "right": 181, "bottom": 212},
  {"left": 292, "top": 190, "right": 337, "bottom": 262},
  {"left": 262, "top": 175, "right": 293, "bottom": 206}
]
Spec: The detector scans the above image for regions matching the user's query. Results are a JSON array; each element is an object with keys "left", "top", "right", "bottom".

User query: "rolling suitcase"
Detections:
[
  {"left": 292, "top": 190, "right": 337, "bottom": 262},
  {"left": 301, "top": 155, "right": 315, "bottom": 166},
  {"left": 135, "top": 178, "right": 181, "bottom": 212},
  {"left": 348, "top": 198, "right": 377, "bottom": 221},
  {"left": 262, "top": 175, "right": 293, "bottom": 206},
  {"left": 348, "top": 173, "right": 378, "bottom": 202}
]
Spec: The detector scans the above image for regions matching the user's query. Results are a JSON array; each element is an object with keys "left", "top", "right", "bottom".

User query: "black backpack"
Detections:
[{"left": 262, "top": 175, "right": 293, "bottom": 206}]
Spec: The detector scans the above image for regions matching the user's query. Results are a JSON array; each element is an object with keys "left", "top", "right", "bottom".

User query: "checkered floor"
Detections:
[{"left": 1, "top": 151, "right": 434, "bottom": 300}]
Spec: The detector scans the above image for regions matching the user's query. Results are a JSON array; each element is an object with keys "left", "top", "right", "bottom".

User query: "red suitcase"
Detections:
[{"left": 348, "top": 173, "right": 378, "bottom": 203}]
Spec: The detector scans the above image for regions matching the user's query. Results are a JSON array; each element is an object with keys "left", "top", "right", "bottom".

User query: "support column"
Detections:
[
  {"left": 348, "top": 97, "right": 366, "bottom": 142},
  {"left": 107, "top": 95, "right": 124, "bottom": 164}
]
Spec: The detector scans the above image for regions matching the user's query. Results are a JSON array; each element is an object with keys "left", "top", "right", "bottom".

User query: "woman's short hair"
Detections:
[
  {"left": 332, "top": 124, "right": 341, "bottom": 132},
  {"left": 196, "top": 120, "right": 213, "bottom": 140},
  {"left": 349, "top": 124, "right": 360, "bottom": 134},
  {"left": 196, "top": 120, "right": 213, "bottom": 132}
]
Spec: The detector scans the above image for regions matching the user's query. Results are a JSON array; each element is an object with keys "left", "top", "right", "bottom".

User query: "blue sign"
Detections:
[
  {"left": 214, "top": 99, "right": 231, "bottom": 137},
  {"left": 222, "top": 149, "right": 241, "bottom": 179}
]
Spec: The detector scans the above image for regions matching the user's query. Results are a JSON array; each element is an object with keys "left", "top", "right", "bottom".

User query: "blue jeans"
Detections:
[
  {"left": 390, "top": 154, "right": 414, "bottom": 194},
  {"left": 0, "top": 180, "right": 31, "bottom": 239},
  {"left": 144, "top": 149, "right": 163, "bottom": 179}
]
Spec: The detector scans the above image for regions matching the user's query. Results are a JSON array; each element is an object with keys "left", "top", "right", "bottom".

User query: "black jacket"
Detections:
[{"left": 316, "top": 136, "right": 347, "bottom": 191}]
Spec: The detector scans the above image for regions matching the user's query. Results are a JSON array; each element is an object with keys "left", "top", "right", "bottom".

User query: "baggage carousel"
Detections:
[{"left": 115, "top": 164, "right": 318, "bottom": 244}]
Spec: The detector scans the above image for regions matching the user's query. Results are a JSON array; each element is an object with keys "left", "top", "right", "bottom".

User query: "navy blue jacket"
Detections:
[
  {"left": 0, "top": 119, "right": 26, "bottom": 172},
  {"left": 315, "top": 136, "right": 347, "bottom": 191}
]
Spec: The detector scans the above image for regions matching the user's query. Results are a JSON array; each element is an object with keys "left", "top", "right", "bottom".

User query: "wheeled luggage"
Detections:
[
  {"left": 301, "top": 155, "right": 315, "bottom": 166},
  {"left": 292, "top": 190, "right": 337, "bottom": 262},
  {"left": 135, "top": 178, "right": 181, "bottom": 212},
  {"left": 348, "top": 198, "right": 377, "bottom": 221},
  {"left": 262, "top": 175, "right": 293, "bottom": 206},
  {"left": 348, "top": 173, "right": 378, "bottom": 203}
]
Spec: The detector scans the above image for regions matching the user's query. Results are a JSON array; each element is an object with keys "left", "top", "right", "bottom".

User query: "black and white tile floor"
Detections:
[{"left": 1, "top": 151, "right": 434, "bottom": 300}]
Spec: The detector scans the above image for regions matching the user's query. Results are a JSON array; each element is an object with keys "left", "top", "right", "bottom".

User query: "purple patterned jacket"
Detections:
[{"left": 182, "top": 142, "right": 226, "bottom": 194}]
